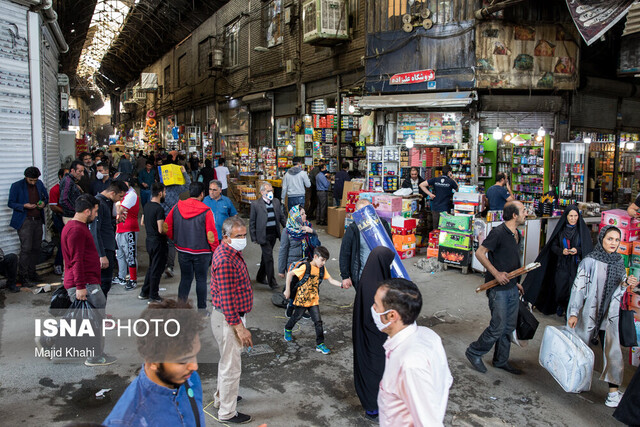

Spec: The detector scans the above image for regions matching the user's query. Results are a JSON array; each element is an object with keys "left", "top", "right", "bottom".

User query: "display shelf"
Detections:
[
  {"left": 367, "top": 146, "right": 400, "bottom": 192},
  {"left": 447, "top": 148, "right": 471, "bottom": 184}
]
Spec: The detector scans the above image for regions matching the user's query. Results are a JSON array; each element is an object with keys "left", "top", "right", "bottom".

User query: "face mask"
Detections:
[
  {"left": 96, "top": 172, "right": 105, "bottom": 180},
  {"left": 370, "top": 306, "right": 393, "bottom": 332},
  {"left": 229, "top": 238, "right": 247, "bottom": 252},
  {"left": 266, "top": 191, "right": 274, "bottom": 201}
]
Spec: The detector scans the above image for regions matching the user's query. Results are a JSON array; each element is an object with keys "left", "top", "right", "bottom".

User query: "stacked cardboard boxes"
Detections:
[
  {"left": 391, "top": 217, "right": 417, "bottom": 259},
  {"left": 601, "top": 209, "right": 640, "bottom": 268},
  {"left": 427, "top": 229, "right": 440, "bottom": 258},
  {"left": 437, "top": 213, "right": 473, "bottom": 267}
]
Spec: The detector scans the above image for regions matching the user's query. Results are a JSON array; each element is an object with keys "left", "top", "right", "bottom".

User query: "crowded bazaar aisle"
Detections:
[{"left": 0, "top": 221, "right": 632, "bottom": 427}]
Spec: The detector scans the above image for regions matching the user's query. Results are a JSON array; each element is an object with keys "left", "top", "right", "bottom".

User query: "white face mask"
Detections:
[
  {"left": 266, "top": 191, "right": 274, "bottom": 201},
  {"left": 371, "top": 306, "right": 393, "bottom": 332},
  {"left": 229, "top": 237, "right": 247, "bottom": 252},
  {"left": 96, "top": 172, "right": 105, "bottom": 180}
]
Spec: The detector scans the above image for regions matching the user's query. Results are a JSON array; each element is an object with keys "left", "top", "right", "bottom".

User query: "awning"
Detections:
[{"left": 358, "top": 91, "right": 477, "bottom": 109}]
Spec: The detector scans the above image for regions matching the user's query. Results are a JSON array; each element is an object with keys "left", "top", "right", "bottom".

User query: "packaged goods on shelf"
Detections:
[{"left": 601, "top": 209, "right": 640, "bottom": 230}]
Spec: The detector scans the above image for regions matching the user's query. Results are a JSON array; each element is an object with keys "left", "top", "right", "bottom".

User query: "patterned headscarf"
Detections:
[
  {"left": 286, "top": 205, "right": 313, "bottom": 258},
  {"left": 586, "top": 225, "right": 626, "bottom": 336}
]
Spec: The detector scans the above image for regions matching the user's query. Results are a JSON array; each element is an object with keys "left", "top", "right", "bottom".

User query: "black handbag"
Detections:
[
  {"left": 516, "top": 299, "right": 539, "bottom": 340},
  {"left": 619, "top": 291, "right": 638, "bottom": 348}
]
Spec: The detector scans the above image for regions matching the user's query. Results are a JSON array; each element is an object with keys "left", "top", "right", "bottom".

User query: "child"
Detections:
[{"left": 283, "top": 246, "right": 346, "bottom": 354}]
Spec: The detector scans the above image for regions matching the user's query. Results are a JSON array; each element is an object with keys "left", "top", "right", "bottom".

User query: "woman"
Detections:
[
  {"left": 523, "top": 205, "right": 593, "bottom": 316},
  {"left": 567, "top": 225, "right": 638, "bottom": 408},
  {"left": 352, "top": 247, "right": 395, "bottom": 421},
  {"left": 278, "top": 205, "right": 316, "bottom": 277},
  {"left": 613, "top": 361, "right": 640, "bottom": 425}
]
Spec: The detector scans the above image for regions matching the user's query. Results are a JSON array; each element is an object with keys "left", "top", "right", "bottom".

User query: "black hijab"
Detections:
[{"left": 352, "top": 246, "right": 395, "bottom": 412}]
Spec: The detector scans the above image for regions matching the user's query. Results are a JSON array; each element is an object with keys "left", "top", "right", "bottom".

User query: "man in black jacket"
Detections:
[
  {"left": 307, "top": 162, "right": 323, "bottom": 220},
  {"left": 90, "top": 181, "right": 128, "bottom": 298},
  {"left": 250, "top": 181, "right": 286, "bottom": 289},
  {"left": 339, "top": 199, "right": 392, "bottom": 289}
]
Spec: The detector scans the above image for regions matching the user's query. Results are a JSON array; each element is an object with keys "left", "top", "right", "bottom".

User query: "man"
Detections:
[
  {"left": 104, "top": 299, "right": 204, "bottom": 426},
  {"left": 166, "top": 182, "right": 219, "bottom": 310},
  {"left": 140, "top": 182, "right": 168, "bottom": 303},
  {"left": 282, "top": 157, "right": 311, "bottom": 210},
  {"left": 78, "top": 152, "right": 96, "bottom": 193},
  {"left": 189, "top": 152, "right": 200, "bottom": 182},
  {"left": 333, "top": 162, "right": 351, "bottom": 207},
  {"left": 486, "top": 172, "right": 515, "bottom": 212},
  {"left": 62, "top": 194, "right": 116, "bottom": 366},
  {"left": 49, "top": 168, "right": 67, "bottom": 275},
  {"left": 90, "top": 181, "right": 127, "bottom": 298},
  {"left": 135, "top": 150, "right": 147, "bottom": 175},
  {"left": 215, "top": 157, "right": 230, "bottom": 196},
  {"left": 8, "top": 167, "right": 49, "bottom": 286},
  {"left": 59, "top": 160, "right": 85, "bottom": 224},
  {"left": 0, "top": 247, "right": 19, "bottom": 292},
  {"left": 402, "top": 167, "right": 427, "bottom": 198},
  {"left": 161, "top": 166, "right": 191, "bottom": 278},
  {"left": 419, "top": 165, "right": 458, "bottom": 228},
  {"left": 466, "top": 201, "right": 525, "bottom": 375},
  {"left": 118, "top": 153, "right": 134, "bottom": 175},
  {"left": 91, "top": 161, "right": 112, "bottom": 196},
  {"left": 315, "top": 163, "right": 331, "bottom": 226},
  {"left": 203, "top": 179, "right": 238, "bottom": 242},
  {"left": 210, "top": 216, "right": 253, "bottom": 424},
  {"left": 249, "top": 181, "right": 286, "bottom": 289},
  {"left": 138, "top": 160, "right": 157, "bottom": 207},
  {"left": 340, "top": 199, "right": 392, "bottom": 289},
  {"left": 199, "top": 159, "right": 216, "bottom": 187},
  {"left": 112, "top": 147, "right": 122, "bottom": 167},
  {"left": 307, "top": 162, "right": 323, "bottom": 220},
  {"left": 113, "top": 174, "right": 140, "bottom": 291},
  {"left": 373, "top": 278, "right": 453, "bottom": 426}
]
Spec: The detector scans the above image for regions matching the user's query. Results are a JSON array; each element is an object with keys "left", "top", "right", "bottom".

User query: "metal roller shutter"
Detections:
[
  {"left": 478, "top": 112, "right": 555, "bottom": 133},
  {"left": 570, "top": 94, "right": 617, "bottom": 131},
  {"left": 622, "top": 99, "right": 640, "bottom": 130},
  {"left": 42, "top": 25, "right": 59, "bottom": 191},
  {"left": 0, "top": 1, "right": 32, "bottom": 253}
]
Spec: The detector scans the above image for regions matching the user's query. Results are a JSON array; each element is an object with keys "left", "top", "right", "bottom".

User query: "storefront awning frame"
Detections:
[{"left": 358, "top": 91, "right": 477, "bottom": 109}]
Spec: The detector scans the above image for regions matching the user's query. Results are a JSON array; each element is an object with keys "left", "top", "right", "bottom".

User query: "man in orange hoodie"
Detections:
[{"left": 166, "top": 182, "right": 218, "bottom": 311}]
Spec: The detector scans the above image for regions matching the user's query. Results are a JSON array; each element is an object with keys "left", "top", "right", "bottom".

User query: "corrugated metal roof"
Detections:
[{"left": 623, "top": 2, "right": 640, "bottom": 36}]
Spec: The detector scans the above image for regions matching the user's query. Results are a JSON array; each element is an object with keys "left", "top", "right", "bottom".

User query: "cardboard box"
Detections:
[
  {"left": 372, "top": 194, "right": 403, "bottom": 212},
  {"left": 341, "top": 181, "right": 364, "bottom": 207},
  {"left": 391, "top": 225, "right": 417, "bottom": 235},
  {"left": 392, "top": 217, "right": 417, "bottom": 229},
  {"left": 327, "top": 207, "right": 347, "bottom": 238},
  {"left": 398, "top": 249, "right": 415, "bottom": 259},
  {"left": 438, "top": 212, "right": 473, "bottom": 233},
  {"left": 622, "top": 254, "right": 630, "bottom": 268},
  {"left": 158, "top": 164, "right": 185, "bottom": 186},
  {"left": 426, "top": 247, "right": 439, "bottom": 258},
  {"left": 438, "top": 246, "right": 471, "bottom": 267},
  {"left": 393, "top": 235, "right": 416, "bottom": 251},
  {"left": 630, "top": 266, "right": 640, "bottom": 278},
  {"left": 601, "top": 209, "right": 640, "bottom": 230},
  {"left": 619, "top": 241, "right": 633, "bottom": 255},
  {"left": 438, "top": 230, "right": 472, "bottom": 250},
  {"left": 377, "top": 210, "right": 401, "bottom": 221},
  {"left": 633, "top": 241, "right": 640, "bottom": 256},
  {"left": 402, "top": 199, "right": 418, "bottom": 213},
  {"left": 621, "top": 228, "right": 640, "bottom": 242}
]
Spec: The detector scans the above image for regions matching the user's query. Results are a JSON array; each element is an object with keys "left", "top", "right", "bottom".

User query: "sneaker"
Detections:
[
  {"left": 605, "top": 391, "right": 623, "bottom": 408},
  {"left": 316, "top": 343, "right": 330, "bottom": 354},
  {"left": 285, "top": 303, "right": 294, "bottom": 318},
  {"left": 302, "top": 312, "right": 311, "bottom": 320},
  {"left": 85, "top": 355, "right": 117, "bottom": 366},
  {"left": 112, "top": 276, "right": 125, "bottom": 286},
  {"left": 124, "top": 280, "right": 137, "bottom": 291},
  {"left": 138, "top": 293, "right": 149, "bottom": 300},
  {"left": 164, "top": 267, "right": 174, "bottom": 278},
  {"left": 53, "top": 265, "right": 63, "bottom": 275},
  {"left": 284, "top": 328, "right": 293, "bottom": 342},
  {"left": 221, "top": 412, "right": 252, "bottom": 424},
  {"left": 148, "top": 297, "right": 163, "bottom": 304}
]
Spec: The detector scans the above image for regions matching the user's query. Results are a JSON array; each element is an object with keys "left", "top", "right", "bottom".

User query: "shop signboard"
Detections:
[
  {"left": 389, "top": 69, "right": 435, "bottom": 85},
  {"left": 566, "top": 0, "right": 634, "bottom": 46}
]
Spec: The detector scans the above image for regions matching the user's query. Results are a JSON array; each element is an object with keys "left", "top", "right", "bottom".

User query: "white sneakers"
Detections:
[{"left": 605, "top": 390, "right": 623, "bottom": 408}]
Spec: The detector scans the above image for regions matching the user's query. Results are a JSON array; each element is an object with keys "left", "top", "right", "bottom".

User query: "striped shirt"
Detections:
[{"left": 265, "top": 200, "right": 277, "bottom": 234}]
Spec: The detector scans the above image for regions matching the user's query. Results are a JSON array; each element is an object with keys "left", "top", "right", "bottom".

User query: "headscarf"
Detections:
[
  {"left": 586, "top": 225, "right": 626, "bottom": 336},
  {"left": 560, "top": 205, "right": 580, "bottom": 248},
  {"left": 286, "top": 205, "right": 313, "bottom": 258}
]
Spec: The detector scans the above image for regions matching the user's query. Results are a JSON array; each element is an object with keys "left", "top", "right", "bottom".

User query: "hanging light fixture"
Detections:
[
  {"left": 492, "top": 125, "right": 503, "bottom": 140},
  {"left": 348, "top": 105, "right": 355, "bottom": 114},
  {"left": 504, "top": 133, "right": 512, "bottom": 142},
  {"left": 405, "top": 136, "right": 414, "bottom": 149},
  {"left": 537, "top": 124, "right": 546, "bottom": 137}
]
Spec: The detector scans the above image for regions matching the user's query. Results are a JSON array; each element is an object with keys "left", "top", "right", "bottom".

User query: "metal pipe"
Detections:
[{"left": 41, "top": 0, "right": 69, "bottom": 53}]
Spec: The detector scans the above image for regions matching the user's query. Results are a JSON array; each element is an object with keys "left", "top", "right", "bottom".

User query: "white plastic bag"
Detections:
[
  {"left": 509, "top": 329, "right": 529, "bottom": 347},
  {"left": 539, "top": 326, "right": 594, "bottom": 393}
]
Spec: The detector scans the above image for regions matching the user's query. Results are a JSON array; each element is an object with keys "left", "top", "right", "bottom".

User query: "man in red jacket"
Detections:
[
  {"left": 61, "top": 193, "right": 116, "bottom": 366},
  {"left": 166, "top": 182, "right": 218, "bottom": 311}
]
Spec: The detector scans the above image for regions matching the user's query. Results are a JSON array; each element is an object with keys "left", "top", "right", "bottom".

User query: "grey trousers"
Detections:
[{"left": 17, "top": 217, "right": 42, "bottom": 279}]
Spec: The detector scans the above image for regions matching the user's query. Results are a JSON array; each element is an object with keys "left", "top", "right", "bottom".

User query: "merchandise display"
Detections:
[
  {"left": 448, "top": 149, "right": 472, "bottom": 183},
  {"left": 367, "top": 146, "right": 400, "bottom": 192}
]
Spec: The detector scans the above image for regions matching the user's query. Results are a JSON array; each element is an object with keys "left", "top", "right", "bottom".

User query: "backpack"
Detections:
[{"left": 271, "top": 259, "right": 324, "bottom": 308}]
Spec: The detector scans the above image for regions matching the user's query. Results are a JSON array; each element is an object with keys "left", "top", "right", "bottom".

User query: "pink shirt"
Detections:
[{"left": 378, "top": 323, "right": 453, "bottom": 427}]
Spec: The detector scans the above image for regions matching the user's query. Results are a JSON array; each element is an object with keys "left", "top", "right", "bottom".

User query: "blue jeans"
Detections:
[
  {"left": 467, "top": 286, "right": 519, "bottom": 366},
  {"left": 140, "top": 189, "right": 151, "bottom": 207},
  {"left": 287, "top": 196, "right": 305, "bottom": 211},
  {"left": 177, "top": 252, "right": 212, "bottom": 310}
]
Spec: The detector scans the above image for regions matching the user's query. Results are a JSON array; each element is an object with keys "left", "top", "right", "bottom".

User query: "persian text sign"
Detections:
[
  {"left": 566, "top": 0, "right": 634, "bottom": 46},
  {"left": 390, "top": 69, "right": 435, "bottom": 85}
]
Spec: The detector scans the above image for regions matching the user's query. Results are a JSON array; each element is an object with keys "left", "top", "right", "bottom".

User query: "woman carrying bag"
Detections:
[
  {"left": 523, "top": 205, "right": 593, "bottom": 316},
  {"left": 567, "top": 225, "right": 638, "bottom": 408}
]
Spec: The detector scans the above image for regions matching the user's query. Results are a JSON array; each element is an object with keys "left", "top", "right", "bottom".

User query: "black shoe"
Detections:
[
  {"left": 138, "top": 293, "right": 149, "bottom": 300},
  {"left": 285, "top": 304, "right": 294, "bottom": 318},
  {"left": 465, "top": 348, "right": 487, "bottom": 373},
  {"left": 493, "top": 362, "right": 522, "bottom": 375},
  {"left": 364, "top": 410, "right": 379, "bottom": 421},
  {"left": 302, "top": 312, "right": 311, "bottom": 319},
  {"left": 148, "top": 296, "right": 163, "bottom": 304},
  {"left": 237, "top": 396, "right": 243, "bottom": 403},
  {"left": 256, "top": 278, "right": 268, "bottom": 285},
  {"left": 268, "top": 281, "right": 278, "bottom": 290},
  {"left": 221, "top": 412, "right": 252, "bottom": 424},
  {"left": 556, "top": 306, "right": 564, "bottom": 317},
  {"left": 124, "top": 280, "right": 137, "bottom": 291}
]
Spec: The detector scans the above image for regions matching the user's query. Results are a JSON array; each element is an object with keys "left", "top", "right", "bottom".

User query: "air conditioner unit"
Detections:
[{"left": 302, "top": 0, "right": 349, "bottom": 46}]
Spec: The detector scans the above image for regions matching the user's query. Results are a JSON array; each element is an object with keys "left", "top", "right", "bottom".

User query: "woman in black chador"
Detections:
[
  {"left": 352, "top": 246, "right": 395, "bottom": 421},
  {"left": 523, "top": 205, "right": 593, "bottom": 316}
]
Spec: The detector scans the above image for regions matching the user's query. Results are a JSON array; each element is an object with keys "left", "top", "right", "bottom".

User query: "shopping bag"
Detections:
[
  {"left": 49, "top": 286, "right": 71, "bottom": 315},
  {"left": 54, "top": 299, "right": 102, "bottom": 356},
  {"left": 539, "top": 326, "right": 594, "bottom": 393},
  {"left": 509, "top": 329, "right": 529, "bottom": 348},
  {"left": 620, "top": 291, "right": 638, "bottom": 347},
  {"left": 516, "top": 299, "right": 539, "bottom": 340}
]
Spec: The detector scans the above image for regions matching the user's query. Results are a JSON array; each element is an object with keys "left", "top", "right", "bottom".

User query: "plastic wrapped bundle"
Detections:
[
  {"left": 352, "top": 205, "right": 411, "bottom": 280},
  {"left": 539, "top": 326, "right": 594, "bottom": 393}
]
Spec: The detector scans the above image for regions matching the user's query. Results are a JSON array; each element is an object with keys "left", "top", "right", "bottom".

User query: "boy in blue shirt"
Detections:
[{"left": 203, "top": 179, "right": 238, "bottom": 241}]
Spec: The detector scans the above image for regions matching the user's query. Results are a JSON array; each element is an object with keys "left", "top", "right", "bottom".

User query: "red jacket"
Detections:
[{"left": 166, "top": 198, "right": 218, "bottom": 254}]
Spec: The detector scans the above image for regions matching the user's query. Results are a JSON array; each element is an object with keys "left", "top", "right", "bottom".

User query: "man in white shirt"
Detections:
[
  {"left": 372, "top": 278, "right": 453, "bottom": 427},
  {"left": 215, "top": 158, "right": 231, "bottom": 196}
]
